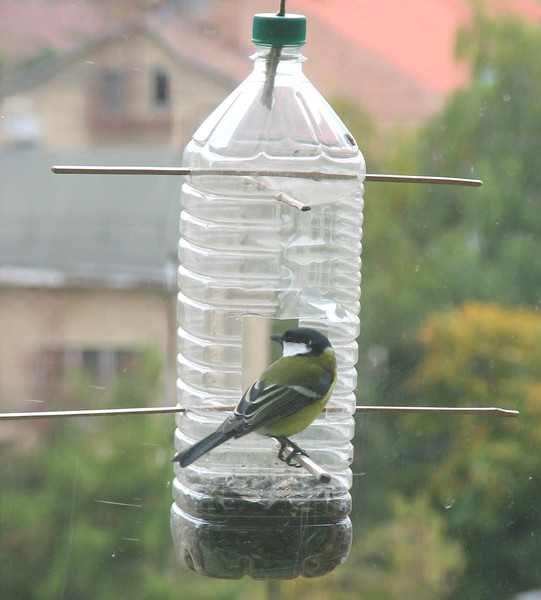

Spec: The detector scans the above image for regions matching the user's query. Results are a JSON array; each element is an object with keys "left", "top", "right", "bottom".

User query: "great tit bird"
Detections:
[{"left": 171, "top": 327, "right": 336, "bottom": 468}]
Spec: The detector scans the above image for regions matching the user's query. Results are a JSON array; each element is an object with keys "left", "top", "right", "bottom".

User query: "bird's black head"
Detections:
[{"left": 271, "top": 327, "right": 332, "bottom": 358}]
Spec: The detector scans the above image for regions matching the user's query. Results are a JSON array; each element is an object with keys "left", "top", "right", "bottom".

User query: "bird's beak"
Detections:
[{"left": 270, "top": 333, "right": 283, "bottom": 344}]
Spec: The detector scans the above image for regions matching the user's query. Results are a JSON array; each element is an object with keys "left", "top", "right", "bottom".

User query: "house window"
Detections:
[
  {"left": 154, "top": 68, "right": 169, "bottom": 108},
  {"left": 102, "top": 69, "right": 124, "bottom": 113},
  {"left": 35, "top": 346, "right": 141, "bottom": 401}
]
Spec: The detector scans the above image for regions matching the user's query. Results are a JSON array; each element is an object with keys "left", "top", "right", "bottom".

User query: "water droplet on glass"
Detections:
[{"left": 444, "top": 497, "right": 455, "bottom": 510}]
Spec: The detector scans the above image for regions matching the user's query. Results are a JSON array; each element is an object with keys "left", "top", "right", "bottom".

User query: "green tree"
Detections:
[
  {"left": 0, "top": 351, "right": 252, "bottom": 600},
  {"left": 350, "top": 5, "right": 541, "bottom": 510},
  {"left": 407, "top": 302, "right": 541, "bottom": 599},
  {"left": 356, "top": 12, "right": 541, "bottom": 379},
  {"left": 415, "top": 12, "right": 541, "bottom": 307},
  {"left": 345, "top": 12, "right": 541, "bottom": 600}
]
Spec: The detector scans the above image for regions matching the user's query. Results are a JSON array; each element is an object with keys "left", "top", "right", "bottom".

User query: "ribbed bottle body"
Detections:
[{"left": 171, "top": 45, "right": 365, "bottom": 578}]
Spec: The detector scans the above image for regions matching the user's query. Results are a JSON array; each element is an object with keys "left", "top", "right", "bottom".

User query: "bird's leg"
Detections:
[{"left": 274, "top": 436, "right": 309, "bottom": 468}]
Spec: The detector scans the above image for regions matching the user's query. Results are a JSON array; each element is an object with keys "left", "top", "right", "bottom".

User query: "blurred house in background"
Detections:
[
  {"left": 1, "top": 0, "right": 540, "bottom": 415},
  {"left": 0, "top": 146, "right": 181, "bottom": 411},
  {"left": 0, "top": 18, "right": 238, "bottom": 149},
  {"left": 0, "top": 8, "right": 240, "bottom": 411}
]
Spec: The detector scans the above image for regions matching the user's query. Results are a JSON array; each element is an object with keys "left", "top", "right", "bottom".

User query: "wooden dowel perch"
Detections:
[{"left": 281, "top": 445, "right": 332, "bottom": 484}]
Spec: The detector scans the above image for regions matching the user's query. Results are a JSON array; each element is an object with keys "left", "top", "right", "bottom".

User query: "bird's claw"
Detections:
[
  {"left": 285, "top": 451, "right": 304, "bottom": 467},
  {"left": 275, "top": 436, "right": 309, "bottom": 468}
]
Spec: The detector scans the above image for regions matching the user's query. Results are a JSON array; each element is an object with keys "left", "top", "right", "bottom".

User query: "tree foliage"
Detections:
[
  {"left": 0, "top": 351, "right": 253, "bottom": 600},
  {"left": 359, "top": 12, "right": 541, "bottom": 369},
  {"left": 349, "top": 11, "right": 541, "bottom": 600},
  {"left": 406, "top": 303, "right": 541, "bottom": 599}
]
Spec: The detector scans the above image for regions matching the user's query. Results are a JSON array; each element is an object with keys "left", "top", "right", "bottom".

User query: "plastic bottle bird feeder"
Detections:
[
  {"left": 44, "top": 2, "right": 512, "bottom": 585},
  {"left": 170, "top": 11, "right": 363, "bottom": 579}
]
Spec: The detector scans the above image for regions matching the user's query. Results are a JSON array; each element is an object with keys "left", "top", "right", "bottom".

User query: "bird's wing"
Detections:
[{"left": 221, "top": 374, "right": 333, "bottom": 437}]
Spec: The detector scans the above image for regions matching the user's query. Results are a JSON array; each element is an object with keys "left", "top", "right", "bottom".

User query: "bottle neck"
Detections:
[{"left": 251, "top": 44, "right": 306, "bottom": 77}]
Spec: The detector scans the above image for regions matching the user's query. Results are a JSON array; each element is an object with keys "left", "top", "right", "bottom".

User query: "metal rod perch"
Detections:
[
  {"left": 1, "top": 404, "right": 517, "bottom": 483},
  {"left": 0, "top": 405, "right": 518, "bottom": 421},
  {"left": 51, "top": 165, "right": 482, "bottom": 187}
]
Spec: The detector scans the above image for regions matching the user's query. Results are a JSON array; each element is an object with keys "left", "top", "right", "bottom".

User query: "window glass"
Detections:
[{"left": 1, "top": 3, "right": 537, "bottom": 600}]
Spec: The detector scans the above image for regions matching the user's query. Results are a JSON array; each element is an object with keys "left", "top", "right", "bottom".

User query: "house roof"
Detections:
[
  {"left": 3, "top": 0, "right": 539, "bottom": 127},
  {"left": 291, "top": 0, "right": 541, "bottom": 95},
  {"left": 0, "top": 18, "right": 240, "bottom": 99},
  {"left": 0, "top": 146, "right": 181, "bottom": 290},
  {"left": 291, "top": 0, "right": 471, "bottom": 95},
  {"left": 0, "top": 1, "right": 249, "bottom": 86},
  {"left": 0, "top": 0, "right": 105, "bottom": 72}
]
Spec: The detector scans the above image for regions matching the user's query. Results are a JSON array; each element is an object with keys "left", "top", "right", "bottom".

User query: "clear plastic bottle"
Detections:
[{"left": 171, "top": 12, "right": 365, "bottom": 579}]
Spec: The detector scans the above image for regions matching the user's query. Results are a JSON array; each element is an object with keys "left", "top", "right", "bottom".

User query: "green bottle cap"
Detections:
[{"left": 252, "top": 13, "right": 306, "bottom": 46}]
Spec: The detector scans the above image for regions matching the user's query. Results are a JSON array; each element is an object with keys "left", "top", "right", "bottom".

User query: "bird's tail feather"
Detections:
[{"left": 171, "top": 429, "right": 235, "bottom": 467}]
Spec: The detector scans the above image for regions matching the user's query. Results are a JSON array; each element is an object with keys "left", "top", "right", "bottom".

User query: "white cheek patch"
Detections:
[{"left": 282, "top": 341, "right": 311, "bottom": 357}]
